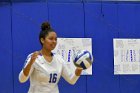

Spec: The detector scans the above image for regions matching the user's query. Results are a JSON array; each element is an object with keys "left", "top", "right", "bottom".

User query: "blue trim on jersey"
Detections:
[{"left": 22, "top": 54, "right": 32, "bottom": 69}]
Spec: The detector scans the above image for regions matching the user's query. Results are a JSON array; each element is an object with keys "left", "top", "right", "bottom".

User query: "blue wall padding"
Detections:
[
  {"left": 118, "top": 4, "right": 140, "bottom": 93},
  {"left": 0, "top": 3, "right": 13, "bottom": 93},
  {"left": 118, "top": 4, "right": 135, "bottom": 38},
  {"left": 1, "top": 1, "right": 140, "bottom": 93},
  {"left": 0, "top": 0, "right": 84, "bottom": 3},
  {"left": 47, "top": 0, "right": 83, "bottom": 3},
  {"left": 48, "top": 3, "right": 85, "bottom": 38},
  {"left": 134, "top": 4, "right": 140, "bottom": 37},
  {"left": 85, "top": 3, "right": 120, "bottom": 93}
]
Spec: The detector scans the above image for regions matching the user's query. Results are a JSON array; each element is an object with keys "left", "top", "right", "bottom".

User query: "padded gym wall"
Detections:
[
  {"left": 85, "top": 3, "right": 120, "bottom": 93},
  {"left": 0, "top": 2, "right": 13, "bottom": 93},
  {"left": 1, "top": 1, "right": 140, "bottom": 93}
]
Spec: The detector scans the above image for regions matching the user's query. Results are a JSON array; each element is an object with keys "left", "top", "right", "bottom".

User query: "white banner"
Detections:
[
  {"left": 114, "top": 38, "right": 140, "bottom": 75},
  {"left": 52, "top": 38, "right": 92, "bottom": 75}
]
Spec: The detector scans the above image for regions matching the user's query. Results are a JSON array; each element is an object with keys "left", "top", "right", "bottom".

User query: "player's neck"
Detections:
[{"left": 41, "top": 48, "right": 52, "bottom": 56}]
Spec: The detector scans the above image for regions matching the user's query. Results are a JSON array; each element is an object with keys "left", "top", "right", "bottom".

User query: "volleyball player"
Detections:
[{"left": 19, "top": 22, "right": 83, "bottom": 93}]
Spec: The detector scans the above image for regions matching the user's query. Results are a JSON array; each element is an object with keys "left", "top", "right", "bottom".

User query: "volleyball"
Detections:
[{"left": 73, "top": 50, "right": 93, "bottom": 69}]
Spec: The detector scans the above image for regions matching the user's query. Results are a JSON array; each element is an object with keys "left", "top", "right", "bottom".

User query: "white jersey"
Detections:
[{"left": 19, "top": 53, "right": 80, "bottom": 93}]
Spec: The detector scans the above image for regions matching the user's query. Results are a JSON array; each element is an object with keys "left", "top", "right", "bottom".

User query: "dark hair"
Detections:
[{"left": 39, "top": 22, "right": 55, "bottom": 46}]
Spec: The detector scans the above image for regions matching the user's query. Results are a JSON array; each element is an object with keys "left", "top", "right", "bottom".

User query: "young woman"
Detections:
[{"left": 19, "top": 22, "right": 83, "bottom": 93}]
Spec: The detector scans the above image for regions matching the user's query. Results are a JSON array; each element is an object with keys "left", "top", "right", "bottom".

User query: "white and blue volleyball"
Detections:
[{"left": 73, "top": 50, "right": 93, "bottom": 69}]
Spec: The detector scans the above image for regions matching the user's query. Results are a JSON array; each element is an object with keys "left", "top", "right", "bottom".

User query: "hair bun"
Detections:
[{"left": 41, "top": 22, "right": 51, "bottom": 30}]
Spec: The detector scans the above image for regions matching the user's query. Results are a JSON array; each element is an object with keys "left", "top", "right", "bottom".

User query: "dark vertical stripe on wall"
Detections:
[
  {"left": 82, "top": 1, "right": 87, "bottom": 93},
  {"left": 82, "top": 1, "right": 86, "bottom": 38},
  {"left": 116, "top": 4, "right": 121, "bottom": 93},
  {"left": 119, "top": 76, "right": 122, "bottom": 93},
  {"left": 116, "top": 3, "right": 119, "bottom": 38},
  {"left": 114, "top": 3, "right": 121, "bottom": 93},
  {"left": 100, "top": 1, "right": 103, "bottom": 16},
  {"left": 10, "top": 2, "right": 14, "bottom": 93},
  {"left": 47, "top": 1, "right": 50, "bottom": 21},
  {"left": 116, "top": 3, "right": 121, "bottom": 93}
]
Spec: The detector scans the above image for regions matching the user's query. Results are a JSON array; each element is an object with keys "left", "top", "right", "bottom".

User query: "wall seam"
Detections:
[
  {"left": 82, "top": 1, "right": 88, "bottom": 93},
  {"left": 10, "top": 1, "right": 15, "bottom": 93}
]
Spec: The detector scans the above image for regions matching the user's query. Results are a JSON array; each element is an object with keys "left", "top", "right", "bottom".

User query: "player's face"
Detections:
[{"left": 43, "top": 32, "right": 57, "bottom": 51}]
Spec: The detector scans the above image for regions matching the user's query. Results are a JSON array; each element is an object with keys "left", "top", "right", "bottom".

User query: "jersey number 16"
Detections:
[{"left": 49, "top": 73, "right": 57, "bottom": 83}]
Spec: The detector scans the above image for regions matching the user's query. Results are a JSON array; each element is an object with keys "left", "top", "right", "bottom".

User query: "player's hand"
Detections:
[
  {"left": 75, "top": 67, "right": 83, "bottom": 76},
  {"left": 30, "top": 51, "right": 40, "bottom": 64}
]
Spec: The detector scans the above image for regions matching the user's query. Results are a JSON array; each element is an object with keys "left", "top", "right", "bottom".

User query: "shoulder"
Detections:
[
  {"left": 24, "top": 53, "right": 33, "bottom": 63},
  {"left": 26, "top": 51, "right": 40, "bottom": 58},
  {"left": 26, "top": 53, "right": 33, "bottom": 59}
]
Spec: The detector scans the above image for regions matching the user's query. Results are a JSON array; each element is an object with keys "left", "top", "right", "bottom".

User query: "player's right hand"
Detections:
[
  {"left": 75, "top": 67, "right": 83, "bottom": 76},
  {"left": 30, "top": 51, "right": 40, "bottom": 64}
]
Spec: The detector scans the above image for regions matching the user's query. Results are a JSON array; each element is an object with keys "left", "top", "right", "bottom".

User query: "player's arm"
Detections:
[
  {"left": 19, "top": 51, "right": 39, "bottom": 83},
  {"left": 62, "top": 63, "right": 83, "bottom": 85}
]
